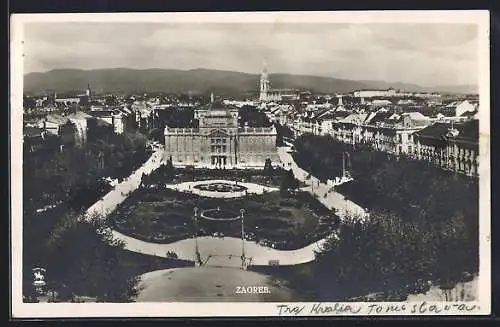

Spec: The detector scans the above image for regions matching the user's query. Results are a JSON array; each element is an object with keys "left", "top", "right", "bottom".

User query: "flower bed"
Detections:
[{"left": 193, "top": 182, "right": 248, "bottom": 193}]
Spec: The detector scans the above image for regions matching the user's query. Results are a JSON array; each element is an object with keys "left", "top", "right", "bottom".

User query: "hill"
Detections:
[{"left": 23, "top": 68, "right": 477, "bottom": 96}]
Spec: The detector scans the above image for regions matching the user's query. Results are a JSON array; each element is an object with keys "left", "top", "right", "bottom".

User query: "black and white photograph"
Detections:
[{"left": 10, "top": 11, "right": 490, "bottom": 317}]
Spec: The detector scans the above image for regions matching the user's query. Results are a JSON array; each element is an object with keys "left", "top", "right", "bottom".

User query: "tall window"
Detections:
[
  {"left": 210, "top": 139, "right": 227, "bottom": 153},
  {"left": 211, "top": 137, "right": 227, "bottom": 144}
]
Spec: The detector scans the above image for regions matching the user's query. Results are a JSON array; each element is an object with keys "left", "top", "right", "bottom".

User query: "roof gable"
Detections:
[{"left": 208, "top": 129, "right": 230, "bottom": 137}]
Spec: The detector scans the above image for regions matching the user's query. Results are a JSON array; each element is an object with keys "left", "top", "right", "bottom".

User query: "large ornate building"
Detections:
[
  {"left": 164, "top": 101, "right": 278, "bottom": 168},
  {"left": 259, "top": 62, "right": 300, "bottom": 102}
]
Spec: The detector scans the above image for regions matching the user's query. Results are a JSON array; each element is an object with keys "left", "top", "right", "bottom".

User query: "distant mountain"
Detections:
[{"left": 23, "top": 68, "right": 476, "bottom": 96}]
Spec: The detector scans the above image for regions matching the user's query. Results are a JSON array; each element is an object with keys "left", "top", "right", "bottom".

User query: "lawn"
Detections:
[{"left": 109, "top": 186, "right": 340, "bottom": 250}]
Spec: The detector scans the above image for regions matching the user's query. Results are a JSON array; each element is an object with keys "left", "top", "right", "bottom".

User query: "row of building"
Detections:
[
  {"left": 23, "top": 88, "right": 280, "bottom": 169},
  {"left": 264, "top": 99, "right": 480, "bottom": 177},
  {"left": 23, "top": 104, "right": 141, "bottom": 154}
]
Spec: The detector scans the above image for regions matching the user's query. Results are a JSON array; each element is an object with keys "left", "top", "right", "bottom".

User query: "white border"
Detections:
[{"left": 10, "top": 10, "right": 491, "bottom": 318}]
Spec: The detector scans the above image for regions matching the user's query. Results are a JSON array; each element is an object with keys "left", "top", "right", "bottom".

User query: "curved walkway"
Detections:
[
  {"left": 85, "top": 148, "right": 364, "bottom": 267},
  {"left": 277, "top": 147, "right": 367, "bottom": 221},
  {"left": 86, "top": 150, "right": 164, "bottom": 217},
  {"left": 164, "top": 179, "right": 278, "bottom": 198},
  {"left": 112, "top": 230, "right": 336, "bottom": 266}
]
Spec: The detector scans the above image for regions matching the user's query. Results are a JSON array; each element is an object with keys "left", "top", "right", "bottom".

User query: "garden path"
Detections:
[
  {"left": 277, "top": 147, "right": 367, "bottom": 220},
  {"left": 85, "top": 147, "right": 365, "bottom": 266},
  {"left": 111, "top": 230, "right": 332, "bottom": 266}
]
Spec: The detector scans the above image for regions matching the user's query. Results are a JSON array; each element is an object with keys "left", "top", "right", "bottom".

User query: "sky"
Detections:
[{"left": 23, "top": 22, "right": 479, "bottom": 87}]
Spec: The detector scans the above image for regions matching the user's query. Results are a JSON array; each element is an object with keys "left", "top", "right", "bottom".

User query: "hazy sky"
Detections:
[{"left": 23, "top": 22, "right": 479, "bottom": 86}]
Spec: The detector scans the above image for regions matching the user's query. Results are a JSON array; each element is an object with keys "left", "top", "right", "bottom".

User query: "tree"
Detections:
[
  {"left": 44, "top": 212, "right": 139, "bottom": 302},
  {"left": 165, "top": 157, "right": 175, "bottom": 182},
  {"left": 23, "top": 96, "right": 37, "bottom": 110},
  {"left": 280, "top": 169, "right": 299, "bottom": 195},
  {"left": 148, "top": 128, "right": 164, "bottom": 143},
  {"left": 263, "top": 158, "right": 273, "bottom": 175},
  {"left": 309, "top": 202, "right": 476, "bottom": 301}
]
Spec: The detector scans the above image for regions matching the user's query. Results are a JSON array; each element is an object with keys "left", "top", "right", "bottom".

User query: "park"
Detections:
[{"left": 108, "top": 167, "right": 341, "bottom": 251}]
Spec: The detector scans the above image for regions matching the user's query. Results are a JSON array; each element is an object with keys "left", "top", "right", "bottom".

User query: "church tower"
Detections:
[
  {"left": 259, "top": 61, "right": 270, "bottom": 102},
  {"left": 86, "top": 84, "right": 92, "bottom": 99},
  {"left": 337, "top": 94, "right": 343, "bottom": 106}
]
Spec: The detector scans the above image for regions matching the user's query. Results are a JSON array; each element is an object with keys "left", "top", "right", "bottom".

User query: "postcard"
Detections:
[{"left": 10, "top": 10, "right": 491, "bottom": 318}]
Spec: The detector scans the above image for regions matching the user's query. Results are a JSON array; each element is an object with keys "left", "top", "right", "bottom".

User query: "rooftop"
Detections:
[
  {"left": 415, "top": 120, "right": 479, "bottom": 144},
  {"left": 460, "top": 110, "right": 478, "bottom": 117}
]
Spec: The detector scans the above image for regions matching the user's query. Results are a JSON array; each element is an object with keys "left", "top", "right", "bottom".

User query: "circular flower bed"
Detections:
[
  {"left": 200, "top": 207, "right": 241, "bottom": 221},
  {"left": 193, "top": 182, "right": 248, "bottom": 193}
]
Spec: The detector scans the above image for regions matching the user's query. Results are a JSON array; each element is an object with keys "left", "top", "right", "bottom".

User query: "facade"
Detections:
[
  {"left": 413, "top": 120, "right": 479, "bottom": 177},
  {"left": 353, "top": 89, "right": 397, "bottom": 98},
  {"left": 112, "top": 112, "right": 126, "bottom": 134},
  {"left": 267, "top": 104, "right": 296, "bottom": 125},
  {"left": 88, "top": 108, "right": 133, "bottom": 135},
  {"left": 194, "top": 103, "right": 239, "bottom": 120},
  {"left": 327, "top": 107, "right": 479, "bottom": 176},
  {"left": 330, "top": 110, "right": 431, "bottom": 155},
  {"left": 66, "top": 111, "right": 92, "bottom": 146},
  {"left": 55, "top": 98, "right": 81, "bottom": 105},
  {"left": 38, "top": 112, "right": 94, "bottom": 147},
  {"left": 353, "top": 89, "right": 440, "bottom": 99},
  {"left": 265, "top": 89, "right": 301, "bottom": 102},
  {"left": 164, "top": 103, "right": 278, "bottom": 168}
]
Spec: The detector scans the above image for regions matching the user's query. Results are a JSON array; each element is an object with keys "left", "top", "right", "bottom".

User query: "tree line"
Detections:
[
  {"left": 238, "top": 105, "right": 273, "bottom": 128},
  {"left": 24, "top": 131, "right": 149, "bottom": 214},
  {"left": 274, "top": 122, "right": 294, "bottom": 146},
  {"left": 23, "top": 212, "right": 141, "bottom": 302},
  {"left": 291, "top": 133, "right": 479, "bottom": 300},
  {"left": 23, "top": 131, "right": 150, "bottom": 302}
]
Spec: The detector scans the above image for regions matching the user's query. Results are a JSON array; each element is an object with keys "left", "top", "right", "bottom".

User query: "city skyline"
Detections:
[{"left": 23, "top": 22, "right": 478, "bottom": 88}]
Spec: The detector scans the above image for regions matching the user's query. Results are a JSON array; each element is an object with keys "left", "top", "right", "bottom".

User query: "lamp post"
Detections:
[
  {"left": 193, "top": 207, "right": 200, "bottom": 265},
  {"left": 240, "top": 209, "right": 245, "bottom": 269},
  {"left": 309, "top": 165, "right": 314, "bottom": 194}
]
